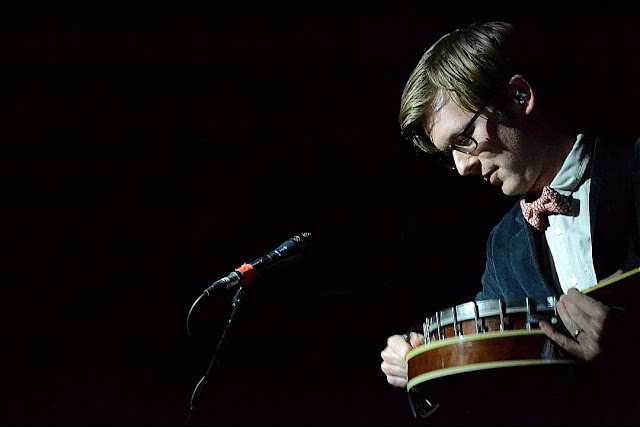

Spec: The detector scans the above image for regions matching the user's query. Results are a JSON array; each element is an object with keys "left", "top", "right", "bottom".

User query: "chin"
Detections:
[{"left": 500, "top": 182, "right": 523, "bottom": 197}]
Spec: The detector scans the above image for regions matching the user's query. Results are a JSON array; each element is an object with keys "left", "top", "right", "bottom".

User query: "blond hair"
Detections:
[{"left": 399, "top": 21, "right": 516, "bottom": 153}]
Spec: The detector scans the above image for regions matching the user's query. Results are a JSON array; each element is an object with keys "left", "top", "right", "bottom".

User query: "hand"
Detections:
[
  {"left": 539, "top": 288, "right": 613, "bottom": 361},
  {"left": 380, "top": 332, "right": 424, "bottom": 388}
]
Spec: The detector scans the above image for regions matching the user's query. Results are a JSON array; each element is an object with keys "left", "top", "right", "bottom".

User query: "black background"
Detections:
[{"left": 4, "top": 1, "right": 640, "bottom": 425}]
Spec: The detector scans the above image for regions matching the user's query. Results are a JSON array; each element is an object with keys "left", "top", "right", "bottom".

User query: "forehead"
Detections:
[{"left": 425, "top": 99, "right": 472, "bottom": 148}]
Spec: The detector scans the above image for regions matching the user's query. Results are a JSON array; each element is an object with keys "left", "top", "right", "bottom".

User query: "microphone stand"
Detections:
[{"left": 185, "top": 285, "right": 246, "bottom": 425}]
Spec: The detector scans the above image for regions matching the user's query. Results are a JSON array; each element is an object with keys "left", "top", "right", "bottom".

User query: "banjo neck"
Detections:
[{"left": 583, "top": 266, "right": 640, "bottom": 307}]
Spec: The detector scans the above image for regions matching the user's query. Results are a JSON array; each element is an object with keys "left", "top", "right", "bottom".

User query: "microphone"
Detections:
[{"left": 203, "top": 232, "right": 311, "bottom": 294}]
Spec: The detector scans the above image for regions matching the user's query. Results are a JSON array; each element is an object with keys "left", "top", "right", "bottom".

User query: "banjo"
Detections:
[{"left": 405, "top": 267, "right": 640, "bottom": 419}]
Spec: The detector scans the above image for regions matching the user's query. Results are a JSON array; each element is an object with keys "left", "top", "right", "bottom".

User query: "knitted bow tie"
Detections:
[{"left": 520, "top": 186, "right": 572, "bottom": 231}]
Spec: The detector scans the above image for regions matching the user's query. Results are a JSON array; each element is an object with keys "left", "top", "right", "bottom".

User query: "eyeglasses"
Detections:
[{"left": 435, "top": 106, "right": 484, "bottom": 170}]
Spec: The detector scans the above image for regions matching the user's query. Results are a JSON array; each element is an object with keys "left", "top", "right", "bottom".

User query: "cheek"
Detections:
[
  {"left": 482, "top": 118, "right": 519, "bottom": 153},
  {"left": 494, "top": 125, "right": 531, "bottom": 164},
  {"left": 482, "top": 118, "right": 531, "bottom": 170},
  {"left": 495, "top": 125, "right": 520, "bottom": 148}
]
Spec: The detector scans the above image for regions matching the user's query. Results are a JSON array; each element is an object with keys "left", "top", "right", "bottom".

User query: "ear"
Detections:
[{"left": 508, "top": 74, "right": 534, "bottom": 115}]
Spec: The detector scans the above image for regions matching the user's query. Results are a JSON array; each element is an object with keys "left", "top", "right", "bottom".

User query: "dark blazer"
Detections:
[{"left": 476, "top": 136, "right": 640, "bottom": 305}]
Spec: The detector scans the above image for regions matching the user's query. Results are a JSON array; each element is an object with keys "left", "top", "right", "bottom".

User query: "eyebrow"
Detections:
[
  {"left": 449, "top": 108, "right": 483, "bottom": 146},
  {"left": 439, "top": 123, "right": 466, "bottom": 153},
  {"left": 424, "top": 117, "right": 456, "bottom": 152}
]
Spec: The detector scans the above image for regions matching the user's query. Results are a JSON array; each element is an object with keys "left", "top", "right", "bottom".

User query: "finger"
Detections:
[
  {"left": 556, "top": 296, "right": 589, "bottom": 341},
  {"left": 564, "top": 288, "right": 609, "bottom": 323},
  {"left": 387, "top": 334, "right": 412, "bottom": 355},
  {"left": 561, "top": 300, "right": 593, "bottom": 339},
  {"left": 555, "top": 297, "right": 577, "bottom": 335},
  {"left": 380, "top": 347, "right": 402, "bottom": 363},
  {"left": 560, "top": 291, "right": 608, "bottom": 337},
  {"left": 381, "top": 344, "right": 410, "bottom": 364},
  {"left": 409, "top": 332, "right": 424, "bottom": 348},
  {"left": 380, "top": 360, "right": 408, "bottom": 378},
  {"left": 380, "top": 359, "right": 408, "bottom": 388},
  {"left": 539, "top": 320, "right": 582, "bottom": 357},
  {"left": 384, "top": 373, "right": 407, "bottom": 388}
]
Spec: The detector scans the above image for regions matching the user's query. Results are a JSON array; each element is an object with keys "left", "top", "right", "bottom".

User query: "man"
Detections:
[{"left": 380, "top": 20, "right": 640, "bottom": 424}]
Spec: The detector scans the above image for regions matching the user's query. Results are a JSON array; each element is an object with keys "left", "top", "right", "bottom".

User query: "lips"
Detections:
[{"left": 483, "top": 167, "right": 498, "bottom": 184}]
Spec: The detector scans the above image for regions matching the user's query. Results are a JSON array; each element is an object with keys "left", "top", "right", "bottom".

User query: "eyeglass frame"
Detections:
[{"left": 435, "top": 105, "right": 485, "bottom": 170}]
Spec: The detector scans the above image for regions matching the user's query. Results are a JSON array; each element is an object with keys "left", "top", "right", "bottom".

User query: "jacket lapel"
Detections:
[{"left": 511, "top": 204, "right": 560, "bottom": 299}]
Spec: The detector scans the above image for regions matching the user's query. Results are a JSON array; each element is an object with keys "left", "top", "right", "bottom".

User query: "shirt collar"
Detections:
[{"left": 549, "top": 134, "right": 593, "bottom": 194}]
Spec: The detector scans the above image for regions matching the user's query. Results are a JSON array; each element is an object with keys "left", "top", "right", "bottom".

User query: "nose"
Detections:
[{"left": 453, "top": 151, "right": 482, "bottom": 176}]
